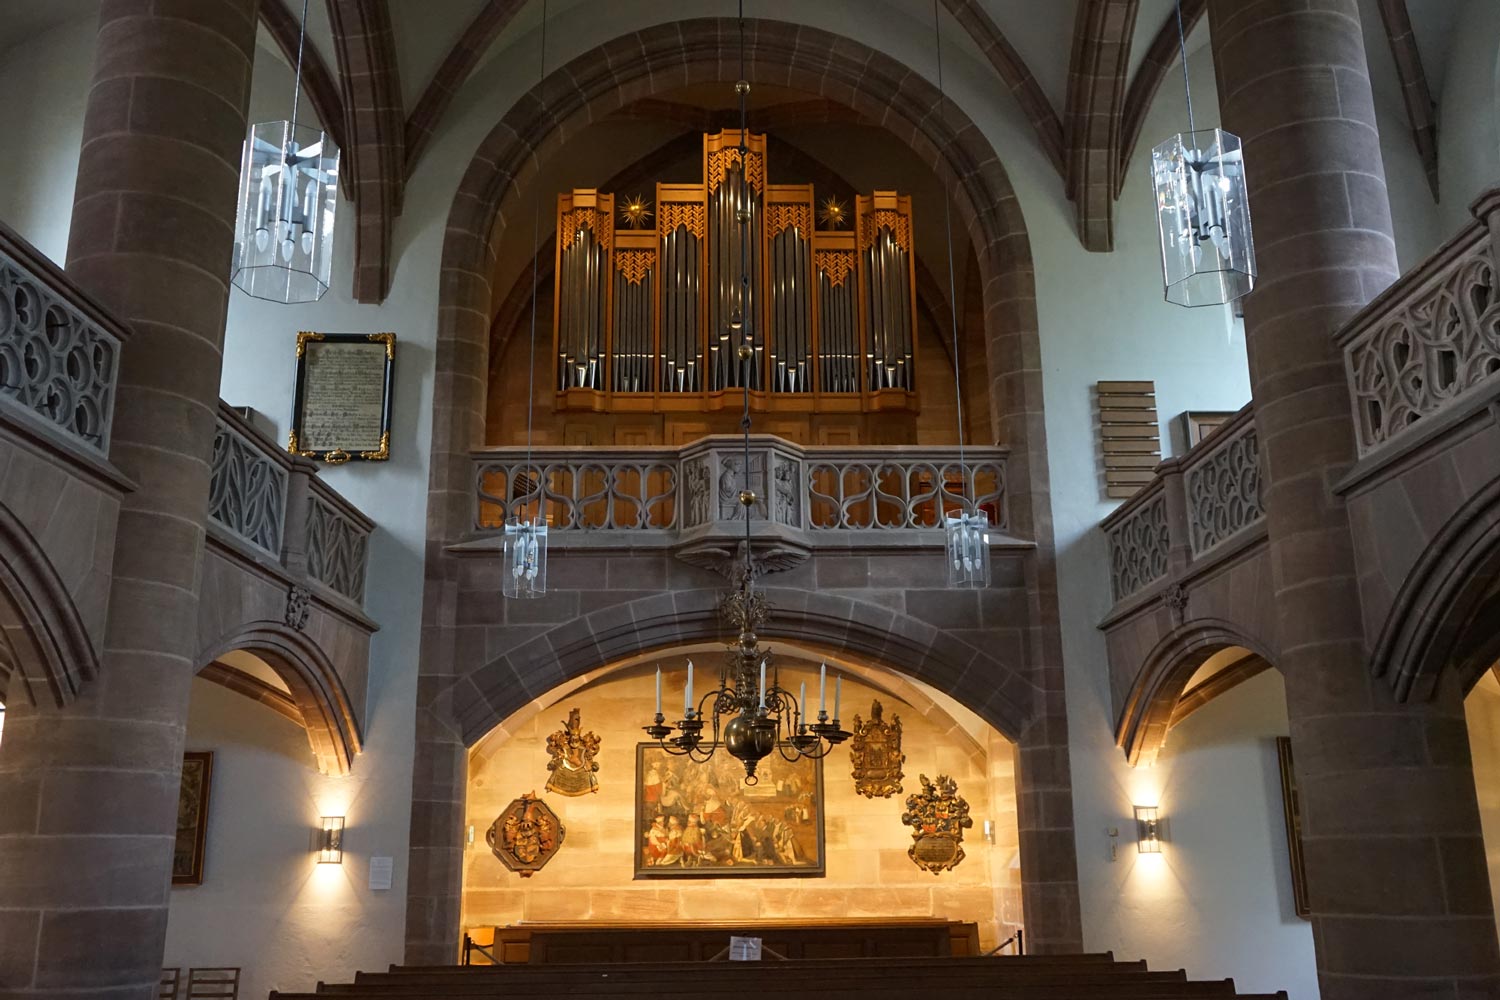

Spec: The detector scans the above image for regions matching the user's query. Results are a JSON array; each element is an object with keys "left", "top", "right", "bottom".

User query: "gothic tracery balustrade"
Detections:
[
  {"left": 1106, "top": 486, "right": 1169, "bottom": 602},
  {"left": 210, "top": 412, "right": 290, "bottom": 556},
  {"left": 473, "top": 438, "right": 1008, "bottom": 539},
  {"left": 208, "top": 404, "right": 372, "bottom": 608},
  {"left": 1342, "top": 207, "right": 1500, "bottom": 455},
  {"left": 1184, "top": 414, "right": 1264, "bottom": 556},
  {"left": 0, "top": 230, "right": 124, "bottom": 455},
  {"left": 306, "top": 488, "right": 372, "bottom": 603}
]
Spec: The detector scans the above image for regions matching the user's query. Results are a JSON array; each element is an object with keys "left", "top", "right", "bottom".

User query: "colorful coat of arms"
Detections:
[
  {"left": 849, "top": 700, "right": 905, "bottom": 798},
  {"left": 487, "top": 792, "right": 565, "bottom": 878},
  {"left": 545, "top": 707, "right": 601, "bottom": 796},
  {"left": 900, "top": 773, "right": 973, "bottom": 874}
]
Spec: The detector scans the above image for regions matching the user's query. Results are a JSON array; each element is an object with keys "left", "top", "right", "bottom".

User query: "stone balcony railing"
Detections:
[
  {"left": 210, "top": 403, "right": 373, "bottom": 606},
  {"left": 1341, "top": 187, "right": 1500, "bottom": 459},
  {"left": 470, "top": 435, "right": 1010, "bottom": 563},
  {"left": 1103, "top": 405, "right": 1264, "bottom": 605},
  {"left": 0, "top": 221, "right": 125, "bottom": 459}
]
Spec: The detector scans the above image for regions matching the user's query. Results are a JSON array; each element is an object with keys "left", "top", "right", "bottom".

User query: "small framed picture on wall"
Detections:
[
  {"left": 172, "top": 751, "right": 214, "bottom": 886},
  {"left": 289, "top": 332, "right": 395, "bottom": 464}
]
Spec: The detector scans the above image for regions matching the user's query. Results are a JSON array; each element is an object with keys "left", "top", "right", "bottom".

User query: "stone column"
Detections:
[
  {"left": 1207, "top": 3, "right": 1500, "bottom": 996},
  {"left": 0, "top": 2, "right": 258, "bottom": 996}
]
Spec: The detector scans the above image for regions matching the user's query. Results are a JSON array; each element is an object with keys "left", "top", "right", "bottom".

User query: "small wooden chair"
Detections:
[
  {"left": 185, "top": 968, "right": 240, "bottom": 1000},
  {"left": 158, "top": 968, "right": 181, "bottom": 1000}
]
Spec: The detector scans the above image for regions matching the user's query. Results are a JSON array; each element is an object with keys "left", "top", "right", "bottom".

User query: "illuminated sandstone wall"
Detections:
[{"left": 463, "top": 662, "right": 1020, "bottom": 950}]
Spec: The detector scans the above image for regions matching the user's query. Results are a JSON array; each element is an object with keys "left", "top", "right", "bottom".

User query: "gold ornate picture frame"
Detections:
[
  {"left": 172, "top": 751, "right": 213, "bottom": 886},
  {"left": 289, "top": 332, "right": 395, "bottom": 464}
]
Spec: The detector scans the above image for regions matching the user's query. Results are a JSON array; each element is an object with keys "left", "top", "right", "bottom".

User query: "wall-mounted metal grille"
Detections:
[{"left": 551, "top": 130, "right": 917, "bottom": 414}]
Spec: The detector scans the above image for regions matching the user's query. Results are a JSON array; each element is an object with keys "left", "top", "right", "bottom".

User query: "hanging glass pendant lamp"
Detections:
[
  {"left": 1151, "top": 0, "right": 1255, "bottom": 307},
  {"left": 502, "top": 0, "right": 551, "bottom": 600},
  {"left": 231, "top": 0, "right": 339, "bottom": 303},
  {"left": 931, "top": 1, "right": 991, "bottom": 589}
]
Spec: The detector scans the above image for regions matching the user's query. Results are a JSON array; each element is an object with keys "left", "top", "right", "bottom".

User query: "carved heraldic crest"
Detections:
[
  {"left": 545, "top": 707, "right": 601, "bottom": 796},
  {"left": 901, "top": 773, "right": 973, "bottom": 874},
  {"left": 487, "top": 792, "right": 565, "bottom": 878},
  {"left": 849, "top": 700, "right": 905, "bottom": 798}
]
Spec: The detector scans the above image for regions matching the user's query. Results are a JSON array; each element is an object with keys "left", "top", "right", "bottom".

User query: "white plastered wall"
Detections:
[
  {"left": 0, "top": 17, "right": 94, "bottom": 263},
  {"left": 7, "top": 2, "right": 1497, "bottom": 995}
]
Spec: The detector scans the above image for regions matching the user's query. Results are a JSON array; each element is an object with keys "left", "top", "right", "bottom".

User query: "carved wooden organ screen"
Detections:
[{"left": 553, "top": 130, "right": 918, "bottom": 414}]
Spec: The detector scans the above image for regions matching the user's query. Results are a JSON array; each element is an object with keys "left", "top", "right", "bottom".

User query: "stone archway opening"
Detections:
[{"left": 460, "top": 642, "right": 1022, "bottom": 957}]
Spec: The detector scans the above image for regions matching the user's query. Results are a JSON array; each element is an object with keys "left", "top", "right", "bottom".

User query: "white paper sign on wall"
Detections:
[
  {"left": 368, "top": 856, "right": 394, "bottom": 891},
  {"left": 728, "top": 936, "right": 763, "bottom": 961}
]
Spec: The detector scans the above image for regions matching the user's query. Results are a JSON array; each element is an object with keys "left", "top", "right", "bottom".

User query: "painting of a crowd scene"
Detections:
[{"left": 634, "top": 744, "right": 825, "bottom": 878}]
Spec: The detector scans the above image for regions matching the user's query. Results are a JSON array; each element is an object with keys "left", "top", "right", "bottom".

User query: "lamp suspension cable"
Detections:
[
  {"left": 737, "top": 0, "right": 754, "bottom": 589},
  {"left": 931, "top": 0, "right": 990, "bottom": 589},
  {"left": 501, "top": 0, "right": 551, "bottom": 598},
  {"left": 526, "top": 0, "right": 548, "bottom": 517},
  {"left": 289, "top": 0, "right": 309, "bottom": 130},
  {"left": 930, "top": 0, "right": 967, "bottom": 496},
  {"left": 1174, "top": 0, "right": 1195, "bottom": 134}
]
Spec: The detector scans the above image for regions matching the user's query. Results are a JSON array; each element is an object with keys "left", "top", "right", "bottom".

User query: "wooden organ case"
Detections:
[{"left": 553, "top": 131, "right": 919, "bottom": 420}]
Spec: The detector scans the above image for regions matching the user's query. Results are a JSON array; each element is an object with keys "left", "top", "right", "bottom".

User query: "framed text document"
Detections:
[{"left": 289, "top": 332, "right": 395, "bottom": 463}]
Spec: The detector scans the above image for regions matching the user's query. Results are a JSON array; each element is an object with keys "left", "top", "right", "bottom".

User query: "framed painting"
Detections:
[
  {"left": 172, "top": 751, "right": 213, "bottom": 886},
  {"left": 634, "top": 744, "right": 824, "bottom": 878},
  {"left": 288, "top": 332, "right": 395, "bottom": 464},
  {"left": 1276, "top": 737, "right": 1311, "bottom": 919}
]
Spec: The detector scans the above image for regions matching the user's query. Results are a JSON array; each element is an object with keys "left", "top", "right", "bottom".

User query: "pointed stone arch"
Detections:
[
  {"left": 1372, "top": 475, "right": 1500, "bottom": 701},
  {"left": 0, "top": 502, "right": 100, "bottom": 710},
  {"left": 196, "top": 622, "right": 363, "bottom": 776},
  {"left": 1115, "top": 617, "right": 1277, "bottom": 767}
]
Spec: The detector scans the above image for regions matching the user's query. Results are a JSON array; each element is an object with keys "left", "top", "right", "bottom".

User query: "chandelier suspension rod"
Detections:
[
  {"left": 930, "top": 0, "right": 969, "bottom": 504},
  {"left": 525, "top": 0, "right": 550, "bottom": 528},
  {"left": 1175, "top": 0, "right": 1195, "bottom": 134},
  {"left": 289, "top": 0, "right": 310, "bottom": 129},
  {"left": 737, "top": 0, "right": 754, "bottom": 585},
  {"left": 924, "top": 0, "right": 972, "bottom": 509}
]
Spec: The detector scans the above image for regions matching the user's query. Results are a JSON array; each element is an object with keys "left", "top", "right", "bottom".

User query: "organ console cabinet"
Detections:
[{"left": 553, "top": 130, "right": 918, "bottom": 415}]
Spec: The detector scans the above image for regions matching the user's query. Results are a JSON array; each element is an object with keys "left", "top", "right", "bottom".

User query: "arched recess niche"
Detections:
[
  {"left": 414, "top": 15, "right": 1077, "bottom": 963},
  {"left": 463, "top": 643, "right": 1022, "bottom": 952}
]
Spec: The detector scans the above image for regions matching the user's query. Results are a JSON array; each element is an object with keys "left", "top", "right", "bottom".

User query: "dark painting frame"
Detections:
[
  {"left": 289, "top": 332, "right": 395, "bottom": 464},
  {"left": 172, "top": 751, "right": 214, "bottom": 886},
  {"left": 634, "top": 743, "right": 825, "bottom": 879},
  {"left": 1276, "top": 736, "right": 1311, "bottom": 919}
]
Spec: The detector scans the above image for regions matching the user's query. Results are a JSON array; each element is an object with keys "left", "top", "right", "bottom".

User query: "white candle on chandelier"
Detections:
[
  {"left": 685, "top": 659, "right": 694, "bottom": 717},
  {"left": 758, "top": 661, "right": 767, "bottom": 709},
  {"left": 799, "top": 681, "right": 807, "bottom": 727},
  {"left": 834, "top": 674, "right": 842, "bottom": 722},
  {"left": 818, "top": 662, "right": 827, "bottom": 715},
  {"left": 655, "top": 665, "right": 662, "bottom": 716}
]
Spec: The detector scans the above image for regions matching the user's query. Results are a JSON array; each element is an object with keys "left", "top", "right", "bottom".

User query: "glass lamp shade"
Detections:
[
  {"left": 1151, "top": 128, "right": 1256, "bottom": 307},
  {"left": 945, "top": 510, "right": 991, "bottom": 589},
  {"left": 502, "top": 519, "right": 548, "bottom": 599},
  {"left": 231, "top": 120, "right": 339, "bottom": 304}
]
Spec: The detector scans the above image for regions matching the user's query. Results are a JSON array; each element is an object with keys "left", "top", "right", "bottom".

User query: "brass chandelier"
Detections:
[{"left": 642, "top": 2, "right": 849, "bottom": 784}]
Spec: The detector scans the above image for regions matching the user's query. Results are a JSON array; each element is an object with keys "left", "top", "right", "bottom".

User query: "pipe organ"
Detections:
[{"left": 553, "top": 131, "right": 918, "bottom": 414}]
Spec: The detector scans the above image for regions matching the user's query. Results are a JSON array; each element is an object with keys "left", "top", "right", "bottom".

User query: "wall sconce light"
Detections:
[
  {"left": 982, "top": 820, "right": 996, "bottom": 845},
  {"left": 317, "top": 816, "right": 345, "bottom": 864},
  {"left": 1134, "top": 806, "right": 1163, "bottom": 854},
  {"left": 465, "top": 824, "right": 475, "bottom": 850}
]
